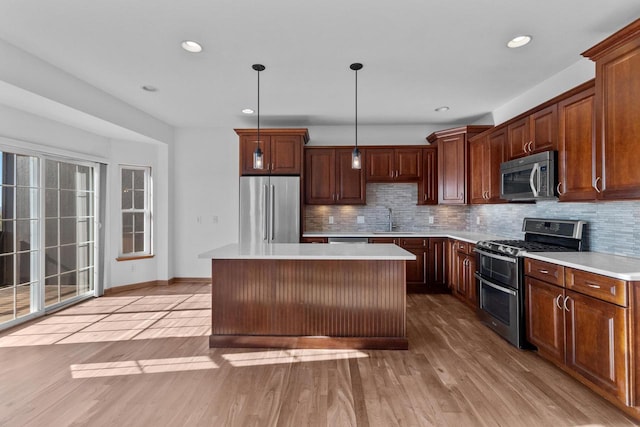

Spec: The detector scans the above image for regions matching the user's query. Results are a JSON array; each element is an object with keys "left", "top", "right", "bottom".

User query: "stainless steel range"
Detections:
[{"left": 474, "top": 218, "right": 586, "bottom": 348}]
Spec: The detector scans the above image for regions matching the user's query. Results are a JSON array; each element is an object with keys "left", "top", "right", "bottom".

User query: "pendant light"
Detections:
[
  {"left": 252, "top": 64, "right": 266, "bottom": 170},
  {"left": 350, "top": 63, "right": 363, "bottom": 169}
]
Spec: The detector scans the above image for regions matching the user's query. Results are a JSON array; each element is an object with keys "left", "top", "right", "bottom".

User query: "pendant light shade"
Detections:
[
  {"left": 252, "top": 64, "right": 266, "bottom": 170},
  {"left": 350, "top": 63, "right": 363, "bottom": 169}
]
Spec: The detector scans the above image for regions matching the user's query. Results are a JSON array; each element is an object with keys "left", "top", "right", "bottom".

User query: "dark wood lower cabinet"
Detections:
[
  {"left": 525, "top": 277, "right": 565, "bottom": 364},
  {"left": 449, "top": 239, "right": 477, "bottom": 308}
]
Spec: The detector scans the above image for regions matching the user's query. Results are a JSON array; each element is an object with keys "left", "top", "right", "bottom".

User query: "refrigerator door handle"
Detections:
[
  {"left": 270, "top": 184, "right": 275, "bottom": 241},
  {"left": 263, "top": 184, "right": 268, "bottom": 241}
]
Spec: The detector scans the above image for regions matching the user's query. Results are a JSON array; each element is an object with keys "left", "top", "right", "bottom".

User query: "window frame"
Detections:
[{"left": 118, "top": 165, "right": 153, "bottom": 259}]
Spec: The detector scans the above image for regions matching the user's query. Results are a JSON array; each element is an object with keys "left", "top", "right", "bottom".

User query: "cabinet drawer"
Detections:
[
  {"left": 399, "top": 238, "right": 428, "bottom": 248},
  {"left": 453, "top": 241, "right": 469, "bottom": 253},
  {"left": 525, "top": 258, "right": 565, "bottom": 287},
  {"left": 565, "top": 268, "right": 628, "bottom": 307}
]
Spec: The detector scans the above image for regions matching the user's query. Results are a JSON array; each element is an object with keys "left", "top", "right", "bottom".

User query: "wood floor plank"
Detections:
[{"left": 0, "top": 285, "right": 637, "bottom": 426}]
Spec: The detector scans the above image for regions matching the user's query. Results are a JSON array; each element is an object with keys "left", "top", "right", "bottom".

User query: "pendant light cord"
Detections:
[
  {"left": 355, "top": 67, "right": 358, "bottom": 148},
  {"left": 257, "top": 67, "right": 260, "bottom": 148}
]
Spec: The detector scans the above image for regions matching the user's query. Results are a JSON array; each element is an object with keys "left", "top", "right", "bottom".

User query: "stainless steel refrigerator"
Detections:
[{"left": 239, "top": 176, "right": 300, "bottom": 245}]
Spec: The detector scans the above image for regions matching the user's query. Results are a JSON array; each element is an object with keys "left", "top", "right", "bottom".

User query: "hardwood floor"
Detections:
[{"left": 0, "top": 282, "right": 636, "bottom": 426}]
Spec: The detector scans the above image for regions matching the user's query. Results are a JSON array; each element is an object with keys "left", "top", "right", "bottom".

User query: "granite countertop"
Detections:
[
  {"left": 198, "top": 243, "right": 416, "bottom": 261},
  {"left": 302, "top": 230, "right": 504, "bottom": 244},
  {"left": 524, "top": 252, "right": 640, "bottom": 281}
]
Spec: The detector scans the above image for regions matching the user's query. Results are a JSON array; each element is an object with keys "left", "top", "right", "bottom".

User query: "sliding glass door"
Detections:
[{"left": 0, "top": 149, "right": 99, "bottom": 328}]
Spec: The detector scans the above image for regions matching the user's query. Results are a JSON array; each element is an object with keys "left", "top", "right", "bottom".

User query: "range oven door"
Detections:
[
  {"left": 476, "top": 273, "right": 522, "bottom": 347},
  {"left": 475, "top": 248, "right": 519, "bottom": 288}
]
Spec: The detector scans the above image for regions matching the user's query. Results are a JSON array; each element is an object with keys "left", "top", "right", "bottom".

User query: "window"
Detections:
[{"left": 120, "top": 166, "right": 152, "bottom": 257}]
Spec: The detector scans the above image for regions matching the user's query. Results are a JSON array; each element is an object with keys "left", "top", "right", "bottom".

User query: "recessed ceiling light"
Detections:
[
  {"left": 242, "top": 108, "right": 255, "bottom": 114},
  {"left": 142, "top": 85, "right": 158, "bottom": 92},
  {"left": 435, "top": 106, "right": 450, "bottom": 112},
  {"left": 181, "top": 40, "right": 203, "bottom": 53},
  {"left": 507, "top": 35, "right": 532, "bottom": 48}
]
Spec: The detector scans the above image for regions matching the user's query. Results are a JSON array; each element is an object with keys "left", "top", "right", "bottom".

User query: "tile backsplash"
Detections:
[{"left": 304, "top": 183, "right": 640, "bottom": 258}]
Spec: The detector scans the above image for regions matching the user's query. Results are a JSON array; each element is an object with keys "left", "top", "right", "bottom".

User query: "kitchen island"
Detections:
[{"left": 198, "top": 243, "right": 415, "bottom": 350}]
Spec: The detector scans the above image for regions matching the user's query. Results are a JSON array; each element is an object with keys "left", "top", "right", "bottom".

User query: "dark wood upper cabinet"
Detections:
[
  {"left": 427, "top": 126, "right": 492, "bottom": 205},
  {"left": 470, "top": 127, "right": 505, "bottom": 204},
  {"left": 583, "top": 18, "right": 640, "bottom": 200},
  {"left": 304, "top": 147, "right": 365, "bottom": 205},
  {"left": 557, "top": 82, "right": 597, "bottom": 201},
  {"left": 236, "top": 128, "right": 309, "bottom": 176},
  {"left": 365, "top": 148, "right": 422, "bottom": 182},
  {"left": 418, "top": 147, "right": 438, "bottom": 205},
  {"left": 507, "top": 104, "right": 558, "bottom": 159}
]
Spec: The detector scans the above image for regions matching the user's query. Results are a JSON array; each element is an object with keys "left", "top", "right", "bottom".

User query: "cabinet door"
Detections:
[
  {"left": 557, "top": 86, "right": 596, "bottom": 201},
  {"left": 270, "top": 135, "right": 302, "bottom": 174},
  {"left": 394, "top": 148, "right": 422, "bottom": 182},
  {"left": 418, "top": 148, "right": 438, "bottom": 205},
  {"left": 428, "top": 238, "right": 447, "bottom": 288},
  {"left": 240, "top": 135, "right": 272, "bottom": 175},
  {"left": 304, "top": 149, "right": 335, "bottom": 204},
  {"left": 438, "top": 134, "right": 467, "bottom": 204},
  {"left": 365, "top": 149, "right": 395, "bottom": 182},
  {"left": 486, "top": 129, "right": 506, "bottom": 202},
  {"left": 525, "top": 277, "right": 565, "bottom": 364},
  {"left": 469, "top": 136, "right": 487, "bottom": 204},
  {"left": 565, "top": 291, "right": 629, "bottom": 404},
  {"left": 454, "top": 251, "right": 467, "bottom": 298},
  {"left": 530, "top": 104, "right": 558, "bottom": 153},
  {"left": 464, "top": 253, "right": 477, "bottom": 306},
  {"left": 335, "top": 148, "right": 366, "bottom": 204},
  {"left": 507, "top": 117, "right": 529, "bottom": 159},
  {"left": 594, "top": 40, "right": 640, "bottom": 200},
  {"left": 405, "top": 247, "right": 427, "bottom": 290}
]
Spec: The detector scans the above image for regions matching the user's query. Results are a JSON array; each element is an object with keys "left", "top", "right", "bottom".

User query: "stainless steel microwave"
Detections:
[{"left": 500, "top": 151, "right": 557, "bottom": 201}]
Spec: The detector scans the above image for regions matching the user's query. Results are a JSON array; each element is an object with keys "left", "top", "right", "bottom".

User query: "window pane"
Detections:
[
  {"left": 0, "top": 221, "right": 15, "bottom": 254},
  {"left": 16, "top": 220, "right": 37, "bottom": 252},
  {"left": 59, "top": 162, "right": 76, "bottom": 190},
  {"left": 45, "top": 189, "right": 58, "bottom": 218},
  {"left": 16, "top": 188, "right": 38, "bottom": 219},
  {"left": 1, "top": 186, "right": 15, "bottom": 220},
  {"left": 45, "top": 160, "right": 58, "bottom": 189},
  {"left": 60, "top": 272, "right": 77, "bottom": 302},
  {"left": 0, "top": 254, "right": 15, "bottom": 287},
  {"left": 134, "top": 233, "right": 145, "bottom": 252},
  {"left": 45, "top": 218, "right": 58, "bottom": 247},
  {"left": 78, "top": 268, "right": 93, "bottom": 294},
  {"left": 122, "top": 169, "right": 132, "bottom": 191},
  {"left": 133, "top": 170, "right": 145, "bottom": 190},
  {"left": 76, "top": 166, "right": 93, "bottom": 191},
  {"left": 77, "top": 192, "right": 93, "bottom": 216},
  {"left": 60, "top": 245, "right": 76, "bottom": 273},
  {"left": 133, "top": 190, "right": 145, "bottom": 209},
  {"left": 16, "top": 155, "right": 37, "bottom": 187},
  {"left": 134, "top": 213, "right": 144, "bottom": 232},
  {"left": 122, "top": 188, "right": 132, "bottom": 209},
  {"left": 78, "top": 243, "right": 93, "bottom": 269},
  {"left": 123, "top": 213, "right": 133, "bottom": 233},
  {"left": 0, "top": 286, "right": 14, "bottom": 323},
  {"left": 44, "top": 276, "right": 58, "bottom": 307},
  {"left": 77, "top": 218, "right": 93, "bottom": 243},
  {"left": 60, "top": 218, "right": 77, "bottom": 245},
  {"left": 122, "top": 233, "right": 133, "bottom": 254},
  {"left": 15, "top": 284, "right": 32, "bottom": 317},
  {"left": 60, "top": 190, "right": 76, "bottom": 217},
  {"left": 17, "top": 251, "right": 36, "bottom": 285},
  {"left": 1, "top": 153, "right": 16, "bottom": 186},
  {"left": 45, "top": 248, "right": 58, "bottom": 277}
]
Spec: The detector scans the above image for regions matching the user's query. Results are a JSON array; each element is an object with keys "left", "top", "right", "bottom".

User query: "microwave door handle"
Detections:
[{"left": 529, "top": 163, "right": 540, "bottom": 197}]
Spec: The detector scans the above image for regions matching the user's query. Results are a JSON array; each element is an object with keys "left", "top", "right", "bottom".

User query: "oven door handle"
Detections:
[
  {"left": 473, "top": 248, "right": 518, "bottom": 264},
  {"left": 476, "top": 274, "right": 517, "bottom": 296}
]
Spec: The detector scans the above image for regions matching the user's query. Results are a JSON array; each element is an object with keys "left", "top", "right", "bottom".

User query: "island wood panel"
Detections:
[{"left": 210, "top": 259, "right": 407, "bottom": 349}]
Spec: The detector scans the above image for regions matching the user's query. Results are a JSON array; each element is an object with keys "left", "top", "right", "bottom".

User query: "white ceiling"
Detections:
[{"left": 0, "top": 0, "right": 639, "bottom": 130}]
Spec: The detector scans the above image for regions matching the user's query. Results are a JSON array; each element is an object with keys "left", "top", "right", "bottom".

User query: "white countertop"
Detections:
[
  {"left": 303, "top": 230, "right": 504, "bottom": 244},
  {"left": 525, "top": 252, "right": 640, "bottom": 281},
  {"left": 198, "top": 243, "right": 416, "bottom": 260}
]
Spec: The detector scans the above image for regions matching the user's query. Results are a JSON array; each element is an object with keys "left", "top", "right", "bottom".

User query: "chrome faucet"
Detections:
[{"left": 388, "top": 207, "right": 393, "bottom": 231}]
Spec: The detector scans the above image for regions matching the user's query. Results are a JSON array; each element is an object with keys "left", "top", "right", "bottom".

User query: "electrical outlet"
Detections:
[
  {"left": 328, "top": 216, "right": 334, "bottom": 224},
  {"left": 357, "top": 216, "right": 365, "bottom": 224},
  {"left": 428, "top": 216, "right": 434, "bottom": 224},
  {"left": 476, "top": 216, "right": 481, "bottom": 225}
]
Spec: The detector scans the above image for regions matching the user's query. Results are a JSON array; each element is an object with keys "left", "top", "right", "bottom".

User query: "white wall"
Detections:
[{"left": 173, "top": 127, "right": 240, "bottom": 278}]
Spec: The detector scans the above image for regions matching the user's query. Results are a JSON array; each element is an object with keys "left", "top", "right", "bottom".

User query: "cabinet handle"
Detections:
[
  {"left": 593, "top": 176, "right": 602, "bottom": 193},
  {"left": 557, "top": 182, "right": 564, "bottom": 195},
  {"left": 538, "top": 269, "right": 549, "bottom": 274},
  {"left": 555, "top": 294, "right": 563, "bottom": 310},
  {"left": 586, "top": 282, "right": 601, "bottom": 289},
  {"left": 563, "top": 296, "right": 570, "bottom": 312},
  {"left": 527, "top": 141, "right": 534, "bottom": 152}
]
